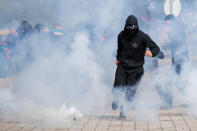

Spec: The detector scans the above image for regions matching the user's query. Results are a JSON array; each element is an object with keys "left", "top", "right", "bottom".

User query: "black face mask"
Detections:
[
  {"left": 124, "top": 15, "right": 139, "bottom": 39},
  {"left": 124, "top": 24, "right": 138, "bottom": 38}
]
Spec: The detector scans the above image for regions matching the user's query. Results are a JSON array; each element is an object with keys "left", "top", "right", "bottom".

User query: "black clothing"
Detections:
[
  {"left": 124, "top": 15, "right": 139, "bottom": 38},
  {"left": 113, "top": 64, "right": 143, "bottom": 106},
  {"left": 117, "top": 30, "right": 160, "bottom": 68},
  {"left": 116, "top": 15, "right": 160, "bottom": 69},
  {"left": 113, "top": 15, "right": 160, "bottom": 116},
  {"left": 112, "top": 64, "right": 144, "bottom": 115},
  {"left": 156, "top": 51, "right": 164, "bottom": 59},
  {"left": 113, "top": 64, "right": 143, "bottom": 88}
]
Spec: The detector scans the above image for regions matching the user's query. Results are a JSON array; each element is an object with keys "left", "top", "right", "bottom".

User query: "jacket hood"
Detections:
[
  {"left": 124, "top": 15, "right": 139, "bottom": 39},
  {"left": 125, "top": 15, "right": 138, "bottom": 27}
]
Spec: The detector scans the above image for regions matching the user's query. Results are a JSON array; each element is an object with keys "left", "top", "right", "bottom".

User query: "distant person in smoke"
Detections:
[
  {"left": 16, "top": 20, "right": 33, "bottom": 39},
  {"left": 34, "top": 24, "right": 44, "bottom": 33},
  {"left": 163, "top": 15, "right": 189, "bottom": 74},
  {"left": 112, "top": 15, "right": 160, "bottom": 119},
  {"left": 155, "top": 15, "right": 190, "bottom": 108},
  {"left": 12, "top": 20, "right": 34, "bottom": 72}
]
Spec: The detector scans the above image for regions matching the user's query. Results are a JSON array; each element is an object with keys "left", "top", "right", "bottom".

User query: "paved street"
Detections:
[{"left": 0, "top": 107, "right": 197, "bottom": 131}]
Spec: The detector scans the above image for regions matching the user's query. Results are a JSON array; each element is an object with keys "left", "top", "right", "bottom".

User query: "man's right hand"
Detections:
[
  {"left": 145, "top": 50, "right": 153, "bottom": 57},
  {"left": 115, "top": 60, "right": 119, "bottom": 65}
]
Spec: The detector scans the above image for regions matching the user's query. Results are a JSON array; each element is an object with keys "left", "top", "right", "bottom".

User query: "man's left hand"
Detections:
[{"left": 145, "top": 50, "right": 153, "bottom": 57}]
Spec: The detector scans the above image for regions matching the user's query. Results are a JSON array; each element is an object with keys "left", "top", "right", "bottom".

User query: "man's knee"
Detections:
[{"left": 125, "top": 86, "right": 137, "bottom": 101}]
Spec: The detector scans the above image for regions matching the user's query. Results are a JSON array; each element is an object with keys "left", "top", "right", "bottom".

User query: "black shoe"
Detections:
[
  {"left": 112, "top": 101, "right": 118, "bottom": 110},
  {"left": 119, "top": 111, "right": 126, "bottom": 119}
]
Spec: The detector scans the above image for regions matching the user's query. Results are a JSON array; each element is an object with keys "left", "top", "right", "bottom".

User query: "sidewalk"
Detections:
[{"left": 0, "top": 107, "right": 197, "bottom": 131}]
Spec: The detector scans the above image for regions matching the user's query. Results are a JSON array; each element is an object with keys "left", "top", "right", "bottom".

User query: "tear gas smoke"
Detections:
[{"left": 0, "top": 0, "right": 197, "bottom": 126}]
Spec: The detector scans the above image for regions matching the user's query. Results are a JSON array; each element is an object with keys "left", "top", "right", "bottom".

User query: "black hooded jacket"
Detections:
[{"left": 117, "top": 15, "right": 160, "bottom": 68}]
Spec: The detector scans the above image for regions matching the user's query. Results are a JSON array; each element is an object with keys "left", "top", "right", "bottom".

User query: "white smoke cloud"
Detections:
[{"left": 1, "top": 0, "right": 197, "bottom": 126}]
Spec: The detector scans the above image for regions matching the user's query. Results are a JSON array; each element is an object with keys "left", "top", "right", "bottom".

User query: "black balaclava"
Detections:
[{"left": 124, "top": 15, "right": 139, "bottom": 38}]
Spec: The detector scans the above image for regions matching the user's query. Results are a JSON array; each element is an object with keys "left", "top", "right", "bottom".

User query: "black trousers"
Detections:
[
  {"left": 113, "top": 64, "right": 144, "bottom": 102},
  {"left": 172, "top": 57, "right": 182, "bottom": 75}
]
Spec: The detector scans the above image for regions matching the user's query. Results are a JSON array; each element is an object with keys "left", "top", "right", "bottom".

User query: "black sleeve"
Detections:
[
  {"left": 144, "top": 34, "right": 160, "bottom": 57},
  {"left": 156, "top": 51, "right": 165, "bottom": 59},
  {"left": 116, "top": 34, "right": 122, "bottom": 61}
]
